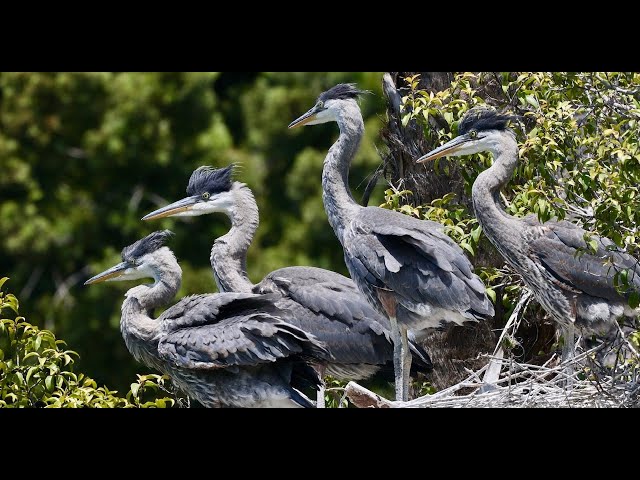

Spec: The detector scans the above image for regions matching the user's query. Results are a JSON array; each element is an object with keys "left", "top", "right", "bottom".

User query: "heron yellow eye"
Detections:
[
  {"left": 469, "top": 130, "right": 478, "bottom": 139},
  {"left": 317, "top": 101, "right": 324, "bottom": 109},
  {"left": 202, "top": 192, "right": 210, "bottom": 200},
  {"left": 130, "top": 259, "right": 137, "bottom": 266}
]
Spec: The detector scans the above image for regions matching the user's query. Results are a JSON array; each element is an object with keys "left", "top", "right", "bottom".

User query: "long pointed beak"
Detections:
[
  {"left": 416, "top": 135, "right": 471, "bottom": 163},
  {"left": 84, "top": 262, "right": 129, "bottom": 285},
  {"left": 142, "top": 196, "right": 199, "bottom": 221},
  {"left": 288, "top": 106, "right": 320, "bottom": 129}
]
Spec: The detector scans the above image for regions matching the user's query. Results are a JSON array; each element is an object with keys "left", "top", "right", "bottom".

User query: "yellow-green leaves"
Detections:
[
  {"left": 404, "top": 72, "right": 640, "bottom": 312},
  {"left": 0, "top": 279, "right": 177, "bottom": 408}
]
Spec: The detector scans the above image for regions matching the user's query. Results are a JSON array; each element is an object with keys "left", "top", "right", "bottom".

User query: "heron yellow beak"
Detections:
[
  {"left": 84, "top": 262, "right": 129, "bottom": 285},
  {"left": 416, "top": 135, "right": 471, "bottom": 163},
  {"left": 288, "top": 106, "right": 320, "bottom": 129},
  {"left": 142, "top": 196, "right": 198, "bottom": 221}
]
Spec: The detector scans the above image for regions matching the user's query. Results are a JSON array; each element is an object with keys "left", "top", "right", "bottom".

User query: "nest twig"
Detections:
[{"left": 346, "top": 288, "right": 640, "bottom": 408}]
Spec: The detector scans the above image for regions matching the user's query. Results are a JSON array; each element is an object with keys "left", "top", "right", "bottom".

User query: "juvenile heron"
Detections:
[
  {"left": 417, "top": 107, "right": 640, "bottom": 364},
  {"left": 85, "top": 230, "right": 327, "bottom": 408},
  {"left": 142, "top": 165, "right": 433, "bottom": 406},
  {"left": 289, "top": 84, "right": 494, "bottom": 401}
]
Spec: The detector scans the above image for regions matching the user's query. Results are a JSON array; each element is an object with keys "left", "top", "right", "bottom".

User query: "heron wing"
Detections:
[
  {"left": 255, "top": 266, "right": 395, "bottom": 365},
  {"left": 157, "top": 293, "right": 327, "bottom": 370},
  {"left": 346, "top": 207, "right": 494, "bottom": 317},
  {"left": 527, "top": 220, "right": 640, "bottom": 301},
  {"left": 257, "top": 267, "right": 386, "bottom": 331}
]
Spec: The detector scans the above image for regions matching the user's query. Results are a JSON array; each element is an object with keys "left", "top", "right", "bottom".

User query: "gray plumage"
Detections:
[
  {"left": 319, "top": 83, "right": 367, "bottom": 103},
  {"left": 179, "top": 170, "right": 433, "bottom": 380},
  {"left": 121, "top": 230, "right": 174, "bottom": 262},
  {"left": 458, "top": 107, "right": 518, "bottom": 135},
  {"left": 343, "top": 207, "right": 494, "bottom": 331},
  {"left": 256, "top": 266, "right": 431, "bottom": 375},
  {"left": 289, "top": 84, "right": 494, "bottom": 401},
  {"left": 186, "top": 164, "right": 234, "bottom": 197},
  {"left": 88, "top": 231, "right": 327, "bottom": 408},
  {"left": 419, "top": 107, "right": 640, "bottom": 343}
]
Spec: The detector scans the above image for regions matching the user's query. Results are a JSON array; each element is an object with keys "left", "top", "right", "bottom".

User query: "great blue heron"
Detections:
[
  {"left": 84, "top": 230, "right": 328, "bottom": 408},
  {"left": 289, "top": 83, "right": 495, "bottom": 401},
  {"left": 417, "top": 107, "right": 640, "bottom": 365},
  {"left": 142, "top": 165, "right": 433, "bottom": 406}
]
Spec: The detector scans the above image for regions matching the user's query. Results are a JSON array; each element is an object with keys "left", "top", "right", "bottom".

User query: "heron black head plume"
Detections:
[
  {"left": 458, "top": 107, "right": 518, "bottom": 135},
  {"left": 122, "top": 230, "right": 174, "bottom": 262},
  {"left": 318, "top": 83, "right": 367, "bottom": 103},
  {"left": 186, "top": 165, "right": 235, "bottom": 196}
]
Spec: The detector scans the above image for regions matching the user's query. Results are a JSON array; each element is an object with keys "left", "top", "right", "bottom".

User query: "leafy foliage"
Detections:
[
  {"left": 0, "top": 72, "right": 386, "bottom": 391},
  {"left": 0, "top": 278, "right": 176, "bottom": 407},
  {"left": 401, "top": 72, "right": 640, "bottom": 318}
]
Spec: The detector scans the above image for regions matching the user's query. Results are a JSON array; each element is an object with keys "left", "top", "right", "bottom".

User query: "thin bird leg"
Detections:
[
  {"left": 388, "top": 316, "right": 404, "bottom": 401},
  {"left": 377, "top": 288, "right": 409, "bottom": 401},
  {"left": 561, "top": 323, "right": 576, "bottom": 388},
  {"left": 316, "top": 364, "right": 326, "bottom": 408},
  {"left": 399, "top": 323, "right": 412, "bottom": 401}
]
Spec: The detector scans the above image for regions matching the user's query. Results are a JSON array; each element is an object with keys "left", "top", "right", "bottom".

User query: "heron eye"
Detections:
[
  {"left": 469, "top": 130, "right": 478, "bottom": 139},
  {"left": 202, "top": 192, "right": 210, "bottom": 200},
  {"left": 130, "top": 258, "right": 137, "bottom": 266},
  {"left": 317, "top": 101, "right": 324, "bottom": 109}
]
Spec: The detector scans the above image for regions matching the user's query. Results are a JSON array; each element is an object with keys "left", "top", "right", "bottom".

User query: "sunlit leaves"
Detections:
[
  {"left": 0, "top": 279, "right": 177, "bottom": 408},
  {"left": 402, "top": 72, "right": 640, "bottom": 312}
]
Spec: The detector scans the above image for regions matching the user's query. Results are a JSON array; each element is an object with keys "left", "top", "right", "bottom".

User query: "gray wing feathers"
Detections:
[
  {"left": 349, "top": 208, "right": 494, "bottom": 318},
  {"left": 157, "top": 293, "right": 328, "bottom": 370},
  {"left": 528, "top": 220, "right": 640, "bottom": 301},
  {"left": 256, "top": 266, "right": 389, "bottom": 333}
]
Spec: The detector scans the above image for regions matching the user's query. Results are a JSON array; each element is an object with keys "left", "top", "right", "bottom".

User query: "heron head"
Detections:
[
  {"left": 142, "top": 165, "right": 236, "bottom": 221},
  {"left": 84, "top": 230, "right": 175, "bottom": 285},
  {"left": 288, "top": 83, "right": 367, "bottom": 128},
  {"left": 416, "top": 107, "right": 518, "bottom": 163}
]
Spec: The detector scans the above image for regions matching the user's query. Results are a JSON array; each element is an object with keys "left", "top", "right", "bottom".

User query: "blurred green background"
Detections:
[{"left": 0, "top": 72, "right": 387, "bottom": 392}]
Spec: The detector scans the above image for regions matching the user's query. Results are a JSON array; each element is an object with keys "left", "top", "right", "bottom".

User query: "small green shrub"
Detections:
[{"left": 0, "top": 277, "right": 177, "bottom": 408}]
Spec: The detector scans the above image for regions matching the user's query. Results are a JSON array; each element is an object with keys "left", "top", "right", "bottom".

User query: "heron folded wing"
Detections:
[
  {"left": 349, "top": 208, "right": 494, "bottom": 318},
  {"left": 529, "top": 224, "right": 640, "bottom": 301},
  {"left": 158, "top": 314, "right": 328, "bottom": 370},
  {"left": 159, "top": 292, "right": 276, "bottom": 331}
]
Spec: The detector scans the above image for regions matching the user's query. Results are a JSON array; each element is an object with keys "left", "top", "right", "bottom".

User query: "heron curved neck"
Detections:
[
  {"left": 322, "top": 102, "right": 363, "bottom": 243},
  {"left": 210, "top": 183, "right": 257, "bottom": 293},
  {"left": 472, "top": 133, "right": 522, "bottom": 247},
  {"left": 121, "top": 253, "right": 181, "bottom": 365}
]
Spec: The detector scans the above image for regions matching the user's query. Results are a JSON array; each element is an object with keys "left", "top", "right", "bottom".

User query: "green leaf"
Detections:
[
  {"left": 486, "top": 288, "right": 497, "bottom": 304},
  {"left": 45, "top": 376, "right": 54, "bottom": 392},
  {"left": 130, "top": 383, "right": 140, "bottom": 398},
  {"left": 629, "top": 291, "right": 640, "bottom": 310},
  {"left": 471, "top": 225, "right": 482, "bottom": 244},
  {"left": 525, "top": 94, "right": 539, "bottom": 109},
  {"left": 0, "top": 277, "right": 9, "bottom": 290},
  {"left": 25, "top": 366, "right": 39, "bottom": 384},
  {"left": 460, "top": 242, "right": 475, "bottom": 256}
]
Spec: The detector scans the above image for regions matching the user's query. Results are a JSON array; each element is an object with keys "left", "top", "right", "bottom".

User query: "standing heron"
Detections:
[
  {"left": 85, "top": 230, "right": 328, "bottom": 408},
  {"left": 289, "top": 84, "right": 494, "bottom": 401},
  {"left": 417, "top": 107, "right": 640, "bottom": 365},
  {"left": 142, "top": 165, "right": 433, "bottom": 406}
]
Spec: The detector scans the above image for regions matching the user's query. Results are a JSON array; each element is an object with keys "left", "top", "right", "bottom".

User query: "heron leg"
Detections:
[
  {"left": 377, "top": 288, "right": 410, "bottom": 402},
  {"left": 316, "top": 364, "right": 326, "bottom": 408},
  {"left": 388, "top": 317, "right": 411, "bottom": 402},
  {"left": 561, "top": 324, "right": 576, "bottom": 387},
  {"left": 400, "top": 324, "right": 412, "bottom": 401}
]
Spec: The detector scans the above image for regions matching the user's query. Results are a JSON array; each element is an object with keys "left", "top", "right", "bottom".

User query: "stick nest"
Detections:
[{"left": 345, "top": 290, "right": 640, "bottom": 408}]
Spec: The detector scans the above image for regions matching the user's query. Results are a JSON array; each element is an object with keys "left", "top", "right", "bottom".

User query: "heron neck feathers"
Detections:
[
  {"left": 322, "top": 101, "right": 364, "bottom": 243},
  {"left": 210, "top": 183, "right": 257, "bottom": 293}
]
